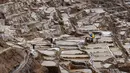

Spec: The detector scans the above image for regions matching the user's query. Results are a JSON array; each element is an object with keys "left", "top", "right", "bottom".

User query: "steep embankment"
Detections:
[{"left": 0, "top": 47, "right": 48, "bottom": 73}]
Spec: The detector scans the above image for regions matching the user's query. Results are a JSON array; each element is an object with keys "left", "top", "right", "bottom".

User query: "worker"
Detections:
[
  {"left": 89, "top": 33, "right": 95, "bottom": 39},
  {"left": 30, "top": 44, "right": 38, "bottom": 58},
  {"left": 89, "top": 32, "right": 95, "bottom": 42},
  {"left": 85, "top": 33, "right": 95, "bottom": 44}
]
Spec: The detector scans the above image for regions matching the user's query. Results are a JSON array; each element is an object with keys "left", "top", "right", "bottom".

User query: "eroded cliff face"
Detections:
[
  {"left": 0, "top": 47, "right": 48, "bottom": 73},
  {"left": 0, "top": 48, "right": 24, "bottom": 73},
  {"left": 0, "top": 0, "right": 8, "bottom": 4},
  {"left": 0, "top": 39, "right": 9, "bottom": 50}
]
